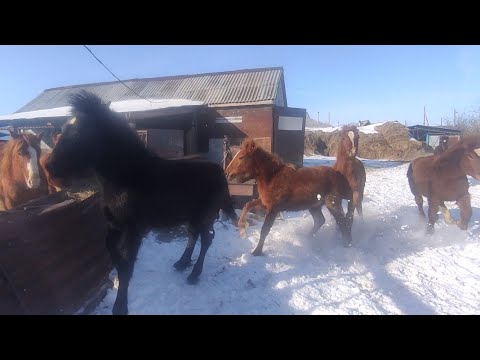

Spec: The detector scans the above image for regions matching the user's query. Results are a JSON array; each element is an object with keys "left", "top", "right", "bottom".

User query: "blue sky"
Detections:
[{"left": 0, "top": 45, "right": 479, "bottom": 126}]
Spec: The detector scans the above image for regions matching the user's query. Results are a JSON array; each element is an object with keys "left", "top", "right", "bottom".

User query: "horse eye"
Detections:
[{"left": 238, "top": 156, "right": 244, "bottom": 160}]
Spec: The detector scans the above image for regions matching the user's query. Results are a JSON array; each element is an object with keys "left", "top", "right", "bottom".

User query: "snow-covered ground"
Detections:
[
  {"left": 93, "top": 156, "right": 480, "bottom": 315},
  {"left": 305, "top": 122, "right": 389, "bottom": 134}
]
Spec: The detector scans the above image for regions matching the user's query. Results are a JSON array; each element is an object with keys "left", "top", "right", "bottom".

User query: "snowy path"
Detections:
[{"left": 93, "top": 157, "right": 480, "bottom": 315}]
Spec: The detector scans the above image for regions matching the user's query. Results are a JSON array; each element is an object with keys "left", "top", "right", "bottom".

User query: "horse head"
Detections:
[
  {"left": 459, "top": 136, "right": 480, "bottom": 180},
  {"left": 339, "top": 125, "right": 360, "bottom": 157},
  {"left": 225, "top": 138, "right": 258, "bottom": 183},
  {"left": 7, "top": 129, "right": 44, "bottom": 189}
]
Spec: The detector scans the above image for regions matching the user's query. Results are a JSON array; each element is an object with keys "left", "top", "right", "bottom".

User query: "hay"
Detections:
[{"left": 304, "top": 121, "right": 431, "bottom": 161}]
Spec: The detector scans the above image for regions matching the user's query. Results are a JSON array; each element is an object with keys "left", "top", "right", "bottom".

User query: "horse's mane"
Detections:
[
  {"left": 69, "top": 91, "right": 156, "bottom": 160},
  {"left": 432, "top": 137, "right": 478, "bottom": 174},
  {"left": 241, "top": 138, "right": 296, "bottom": 172}
]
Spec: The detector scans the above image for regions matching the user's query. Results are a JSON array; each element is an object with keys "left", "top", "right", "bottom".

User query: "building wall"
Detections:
[{"left": 210, "top": 106, "right": 273, "bottom": 146}]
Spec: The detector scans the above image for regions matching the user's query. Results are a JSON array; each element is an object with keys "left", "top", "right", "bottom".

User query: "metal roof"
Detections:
[
  {"left": 17, "top": 67, "right": 286, "bottom": 113},
  {"left": 407, "top": 124, "right": 461, "bottom": 134}
]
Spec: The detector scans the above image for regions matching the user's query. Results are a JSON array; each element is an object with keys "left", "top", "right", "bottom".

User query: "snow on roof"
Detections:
[
  {"left": 305, "top": 122, "right": 388, "bottom": 135},
  {"left": 0, "top": 99, "right": 205, "bottom": 121}
]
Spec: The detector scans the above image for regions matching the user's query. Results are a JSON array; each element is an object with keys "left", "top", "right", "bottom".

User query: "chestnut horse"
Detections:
[
  {"left": 226, "top": 138, "right": 354, "bottom": 255},
  {"left": 40, "top": 128, "right": 70, "bottom": 194},
  {"left": 333, "top": 126, "right": 366, "bottom": 219},
  {"left": 429, "top": 134, "right": 462, "bottom": 223},
  {"left": 407, "top": 136, "right": 480, "bottom": 233},
  {"left": 0, "top": 130, "right": 48, "bottom": 210},
  {"left": 45, "top": 91, "right": 237, "bottom": 315}
]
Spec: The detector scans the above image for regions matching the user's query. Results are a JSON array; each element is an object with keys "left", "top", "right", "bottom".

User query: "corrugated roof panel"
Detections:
[{"left": 16, "top": 67, "right": 284, "bottom": 112}]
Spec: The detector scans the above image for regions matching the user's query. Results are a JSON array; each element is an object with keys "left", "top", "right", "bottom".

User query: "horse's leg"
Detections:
[
  {"left": 345, "top": 197, "right": 355, "bottom": 240},
  {"left": 439, "top": 201, "right": 455, "bottom": 225},
  {"left": 187, "top": 222, "right": 215, "bottom": 284},
  {"left": 308, "top": 203, "right": 325, "bottom": 237},
  {"left": 353, "top": 190, "right": 363, "bottom": 220},
  {"left": 174, "top": 224, "right": 200, "bottom": 271},
  {"left": 325, "top": 194, "right": 352, "bottom": 247},
  {"left": 415, "top": 194, "right": 426, "bottom": 220},
  {"left": 456, "top": 194, "right": 472, "bottom": 230},
  {"left": 252, "top": 210, "right": 279, "bottom": 256},
  {"left": 238, "top": 198, "right": 263, "bottom": 238},
  {"left": 106, "top": 224, "right": 142, "bottom": 315},
  {"left": 426, "top": 197, "right": 440, "bottom": 235}
]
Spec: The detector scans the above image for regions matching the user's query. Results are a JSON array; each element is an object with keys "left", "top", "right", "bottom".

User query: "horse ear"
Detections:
[
  {"left": 243, "top": 139, "right": 257, "bottom": 153},
  {"left": 9, "top": 128, "right": 20, "bottom": 139}
]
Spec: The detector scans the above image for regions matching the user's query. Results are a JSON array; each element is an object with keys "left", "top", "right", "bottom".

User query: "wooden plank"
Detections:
[
  {"left": 229, "top": 184, "right": 254, "bottom": 196},
  {"left": 0, "top": 190, "right": 112, "bottom": 315}
]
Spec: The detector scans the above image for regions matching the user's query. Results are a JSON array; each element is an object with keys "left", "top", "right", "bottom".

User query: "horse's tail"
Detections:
[
  {"left": 219, "top": 172, "right": 238, "bottom": 225},
  {"left": 407, "top": 163, "right": 417, "bottom": 196}
]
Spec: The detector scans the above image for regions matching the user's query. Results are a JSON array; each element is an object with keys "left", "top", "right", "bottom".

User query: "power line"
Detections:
[{"left": 82, "top": 45, "right": 156, "bottom": 104}]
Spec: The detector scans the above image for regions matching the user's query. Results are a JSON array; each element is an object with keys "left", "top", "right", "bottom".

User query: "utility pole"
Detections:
[{"left": 423, "top": 106, "right": 429, "bottom": 126}]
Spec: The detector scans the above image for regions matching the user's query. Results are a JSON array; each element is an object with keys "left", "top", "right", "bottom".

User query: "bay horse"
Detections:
[
  {"left": 429, "top": 134, "right": 462, "bottom": 224},
  {"left": 0, "top": 130, "right": 48, "bottom": 210},
  {"left": 407, "top": 135, "right": 480, "bottom": 233},
  {"left": 45, "top": 91, "right": 237, "bottom": 315},
  {"left": 225, "top": 138, "right": 354, "bottom": 256},
  {"left": 40, "top": 128, "right": 71, "bottom": 194},
  {"left": 333, "top": 126, "right": 366, "bottom": 219}
]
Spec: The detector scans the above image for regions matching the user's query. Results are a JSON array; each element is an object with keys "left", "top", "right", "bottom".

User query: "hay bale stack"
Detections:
[{"left": 304, "top": 121, "right": 431, "bottom": 161}]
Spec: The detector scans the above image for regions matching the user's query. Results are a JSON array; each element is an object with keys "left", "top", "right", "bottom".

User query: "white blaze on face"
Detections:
[
  {"left": 68, "top": 116, "right": 77, "bottom": 125},
  {"left": 348, "top": 131, "right": 356, "bottom": 155},
  {"left": 26, "top": 146, "right": 40, "bottom": 189},
  {"left": 474, "top": 148, "right": 480, "bottom": 156}
]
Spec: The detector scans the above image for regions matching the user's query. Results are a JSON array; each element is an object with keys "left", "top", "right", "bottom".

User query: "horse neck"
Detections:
[
  {"left": 94, "top": 137, "right": 154, "bottom": 188},
  {"left": 0, "top": 142, "right": 19, "bottom": 181},
  {"left": 435, "top": 147, "right": 465, "bottom": 177},
  {"left": 252, "top": 148, "right": 284, "bottom": 183},
  {"left": 335, "top": 140, "right": 352, "bottom": 170}
]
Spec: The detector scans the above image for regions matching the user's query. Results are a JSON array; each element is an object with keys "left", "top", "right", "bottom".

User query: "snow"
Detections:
[
  {"left": 93, "top": 155, "right": 480, "bottom": 315},
  {"left": 0, "top": 99, "right": 205, "bottom": 121},
  {"left": 109, "top": 99, "right": 204, "bottom": 113},
  {"left": 305, "top": 122, "right": 389, "bottom": 135},
  {"left": 0, "top": 107, "right": 72, "bottom": 121}
]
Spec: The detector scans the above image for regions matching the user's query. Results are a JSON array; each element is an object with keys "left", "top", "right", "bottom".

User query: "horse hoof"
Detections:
[
  {"left": 251, "top": 249, "right": 264, "bottom": 256},
  {"left": 186, "top": 274, "right": 200, "bottom": 285},
  {"left": 239, "top": 228, "right": 247, "bottom": 239},
  {"left": 174, "top": 259, "right": 191, "bottom": 271}
]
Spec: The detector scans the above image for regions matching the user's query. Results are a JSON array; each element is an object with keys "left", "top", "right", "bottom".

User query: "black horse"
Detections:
[{"left": 46, "top": 91, "right": 237, "bottom": 315}]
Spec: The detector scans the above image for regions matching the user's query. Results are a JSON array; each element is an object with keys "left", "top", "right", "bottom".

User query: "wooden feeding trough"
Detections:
[{"left": 0, "top": 187, "right": 112, "bottom": 315}]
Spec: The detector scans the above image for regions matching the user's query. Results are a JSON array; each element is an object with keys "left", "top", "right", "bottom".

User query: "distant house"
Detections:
[
  {"left": 407, "top": 124, "right": 461, "bottom": 149},
  {"left": 0, "top": 67, "right": 306, "bottom": 203}
]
